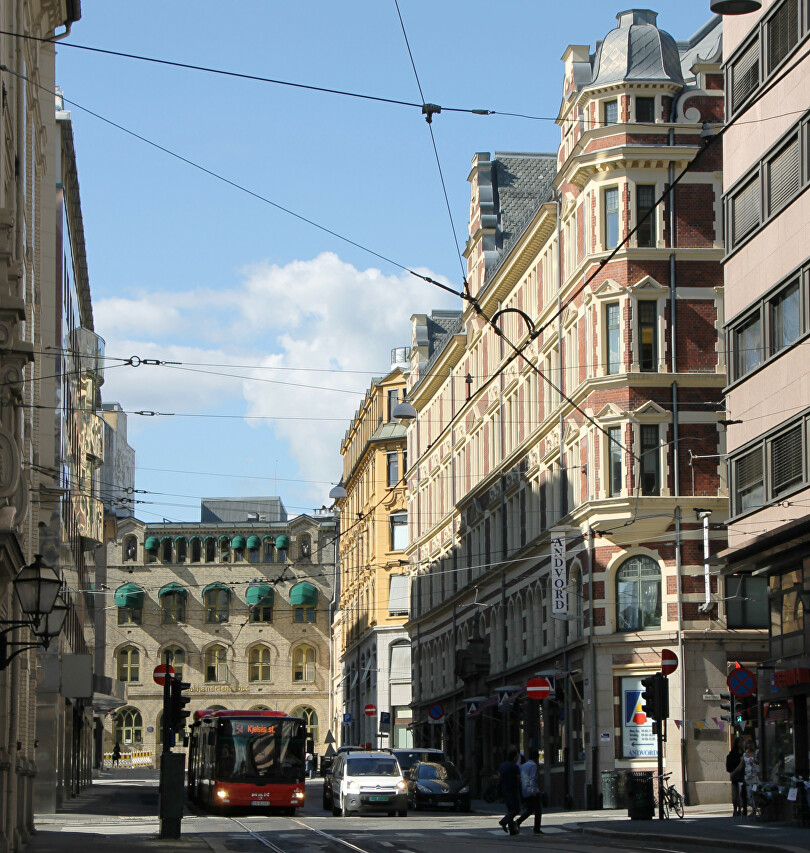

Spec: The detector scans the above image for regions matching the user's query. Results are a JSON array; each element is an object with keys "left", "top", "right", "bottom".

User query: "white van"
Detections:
[{"left": 331, "top": 751, "right": 408, "bottom": 817}]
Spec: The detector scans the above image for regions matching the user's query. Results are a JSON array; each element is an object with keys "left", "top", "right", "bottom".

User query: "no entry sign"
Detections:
[
  {"left": 728, "top": 667, "right": 757, "bottom": 698},
  {"left": 661, "top": 649, "right": 678, "bottom": 676},
  {"left": 153, "top": 664, "right": 175, "bottom": 686},
  {"left": 526, "top": 676, "right": 553, "bottom": 701},
  {"left": 364, "top": 703, "right": 377, "bottom": 717}
]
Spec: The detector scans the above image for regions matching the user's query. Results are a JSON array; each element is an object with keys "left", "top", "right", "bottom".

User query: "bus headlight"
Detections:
[
  {"left": 293, "top": 790, "right": 305, "bottom": 800},
  {"left": 216, "top": 789, "right": 229, "bottom": 801}
]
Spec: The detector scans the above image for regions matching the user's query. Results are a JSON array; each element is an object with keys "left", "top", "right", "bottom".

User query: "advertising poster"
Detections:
[{"left": 621, "top": 677, "right": 657, "bottom": 758}]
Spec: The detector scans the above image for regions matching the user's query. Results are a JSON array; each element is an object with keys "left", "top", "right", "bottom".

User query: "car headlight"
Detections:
[
  {"left": 347, "top": 780, "right": 360, "bottom": 792},
  {"left": 416, "top": 784, "right": 430, "bottom": 794},
  {"left": 458, "top": 786, "right": 470, "bottom": 795},
  {"left": 396, "top": 780, "right": 407, "bottom": 791}
]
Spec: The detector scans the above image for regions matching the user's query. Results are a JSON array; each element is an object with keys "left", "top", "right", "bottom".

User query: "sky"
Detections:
[{"left": 54, "top": 1, "right": 718, "bottom": 522}]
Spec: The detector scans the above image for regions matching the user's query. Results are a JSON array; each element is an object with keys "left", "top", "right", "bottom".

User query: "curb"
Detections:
[{"left": 579, "top": 822, "right": 808, "bottom": 853}]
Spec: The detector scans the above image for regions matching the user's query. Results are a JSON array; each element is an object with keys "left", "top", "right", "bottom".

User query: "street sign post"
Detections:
[
  {"left": 153, "top": 664, "right": 175, "bottom": 686},
  {"left": 526, "top": 676, "right": 553, "bottom": 700}
]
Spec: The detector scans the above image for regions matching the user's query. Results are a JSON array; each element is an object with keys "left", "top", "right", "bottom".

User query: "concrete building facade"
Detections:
[
  {"left": 402, "top": 9, "right": 767, "bottom": 807},
  {"left": 334, "top": 360, "right": 413, "bottom": 749},
  {"left": 102, "top": 499, "right": 336, "bottom": 766},
  {"left": 720, "top": 0, "right": 810, "bottom": 794}
]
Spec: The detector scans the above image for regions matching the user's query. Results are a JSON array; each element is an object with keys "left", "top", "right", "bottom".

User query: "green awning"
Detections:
[
  {"left": 231, "top": 536, "right": 246, "bottom": 549},
  {"left": 160, "top": 536, "right": 173, "bottom": 543},
  {"left": 289, "top": 582, "right": 318, "bottom": 607},
  {"left": 274, "top": 534, "right": 290, "bottom": 550},
  {"left": 158, "top": 582, "right": 188, "bottom": 599},
  {"left": 246, "top": 584, "right": 274, "bottom": 606},
  {"left": 218, "top": 535, "right": 230, "bottom": 544},
  {"left": 175, "top": 536, "right": 187, "bottom": 544},
  {"left": 202, "top": 582, "right": 231, "bottom": 597},
  {"left": 144, "top": 536, "right": 159, "bottom": 550},
  {"left": 246, "top": 535, "right": 261, "bottom": 550},
  {"left": 114, "top": 583, "right": 144, "bottom": 608}
]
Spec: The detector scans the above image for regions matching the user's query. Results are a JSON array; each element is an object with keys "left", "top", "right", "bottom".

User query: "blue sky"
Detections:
[{"left": 56, "top": 1, "right": 717, "bottom": 522}]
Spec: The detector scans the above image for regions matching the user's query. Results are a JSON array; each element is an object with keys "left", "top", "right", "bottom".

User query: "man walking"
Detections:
[
  {"left": 515, "top": 748, "right": 543, "bottom": 834},
  {"left": 497, "top": 746, "right": 522, "bottom": 836}
]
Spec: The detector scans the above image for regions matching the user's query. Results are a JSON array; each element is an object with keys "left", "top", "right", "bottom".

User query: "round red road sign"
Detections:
[
  {"left": 364, "top": 703, "right": 377, "bottom": 717},
  {"left": 727, "top": 667, "right": 757, "bottom": 698},
  {"left": 526, "top": 677, "right": 552, "bottom": 701},
  {"left": 153, "top": 663, "right": 175, "bottom": 686},
  {"left": 661, "top": 649, "right": 678, "bottom": 676}
]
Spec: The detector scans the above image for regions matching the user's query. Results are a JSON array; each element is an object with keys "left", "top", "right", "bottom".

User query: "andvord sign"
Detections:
[{"left": 550, "top": 530, "right": 567, "bottom": 616}]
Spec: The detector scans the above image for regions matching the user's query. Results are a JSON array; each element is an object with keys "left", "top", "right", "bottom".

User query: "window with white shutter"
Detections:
[
  {"left": 731, "top": 38, "right": 760, "bottom": 114},
  {"left": 766, "top": 0, "right": 799, "bottom": 75},
  {"left": 731, "top": 177, "right": 761, "bottom": 247},
  {"left": 767, "top": 135, "right": 800, "bottom": 216},
  {"left": 770, "top": 423, "right": 804, "bottom": 496},
  {"left": 734, "top": 448, "right": 764, "bottom": 514}
]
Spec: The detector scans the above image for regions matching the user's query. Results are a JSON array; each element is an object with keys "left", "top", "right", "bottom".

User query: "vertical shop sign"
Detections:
[
  {"left": 621, "top": 676, "right": 657, "bottom": 758},
  {"left": 550, "top": 530, "right": 567, "bottom": 615}
]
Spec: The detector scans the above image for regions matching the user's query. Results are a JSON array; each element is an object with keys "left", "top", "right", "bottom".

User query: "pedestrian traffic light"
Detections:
[
  {"left": 641, "top": 675, "right": 659, "bottom": 720},
  {"left": 719, "top": 691, "right": 735, "bottom": 725},
  {"left": 737, "top": 694, "right": 758, "bottom": 731},
  {"left": 169, "top": 677, "right": 191, "bottom": 733}
]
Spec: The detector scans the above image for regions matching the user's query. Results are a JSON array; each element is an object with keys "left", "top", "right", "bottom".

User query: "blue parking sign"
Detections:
[{"left": 343, "top": 713, "right": 352, "bottom": 724}]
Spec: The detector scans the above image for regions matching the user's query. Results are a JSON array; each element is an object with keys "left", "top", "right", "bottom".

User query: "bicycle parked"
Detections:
[{"left": 655, "top": 772, "right": 685, "bottom": 819}]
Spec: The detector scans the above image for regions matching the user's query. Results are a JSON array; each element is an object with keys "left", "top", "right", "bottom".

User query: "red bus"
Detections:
[{"left": 188, "top": 710, "right": 307, "bottom": 813}]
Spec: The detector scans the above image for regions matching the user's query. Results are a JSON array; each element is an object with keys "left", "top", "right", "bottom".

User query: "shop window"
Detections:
[
  {"left": 769, "top": 567, "right": 805, "bottom": 659},
  {"left": 291, "top": 706, "right": 319, "bottom": 747},
  {"left": 616, "top": 555, "right": 661, "bottom": 631}
]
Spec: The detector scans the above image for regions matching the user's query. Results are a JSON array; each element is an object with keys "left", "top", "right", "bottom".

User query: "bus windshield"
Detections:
[{"left": 215, "top": 718, "right": 306, "bottom": 783}]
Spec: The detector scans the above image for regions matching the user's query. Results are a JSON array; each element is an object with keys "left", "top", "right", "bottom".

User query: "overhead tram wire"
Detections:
[{"left": 0, "top": 63, "right": 464, "bottom": 304}]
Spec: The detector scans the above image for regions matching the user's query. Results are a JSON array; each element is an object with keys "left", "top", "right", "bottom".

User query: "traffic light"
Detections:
[
  {"left": 641, "top": 673, "right": 669, "bottom": 721},
  {"left": 720, "top": 692, "right": 736, "bottom": 726},
  {"left": 737, "top": 694, "right": 758, "bottom": 732},
  {"left": 641, "top": 675, "right": 660, "bottom": 720},
  {"left": 169, "top": 677, "right": 191, "bottom": 733}
]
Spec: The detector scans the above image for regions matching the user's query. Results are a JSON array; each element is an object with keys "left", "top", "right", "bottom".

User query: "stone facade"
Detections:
[
  {"left": 102, "top": 502, "right": 336, "bottom": 766},
  {"left": 403, "top": 9, "right": 767, "bottom": 807}
]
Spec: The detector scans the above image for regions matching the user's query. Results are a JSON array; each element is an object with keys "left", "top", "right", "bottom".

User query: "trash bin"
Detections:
[
  {"left": 601, "top": 771, "right": 619, "bottom": 809},
  {"left": 625, "top": 770, "right": 654, "bottom": 820}
]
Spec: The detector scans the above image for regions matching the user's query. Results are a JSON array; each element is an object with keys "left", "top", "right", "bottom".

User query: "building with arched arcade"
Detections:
[{"left": 101, "top": 498, "right": 336, "bottom": 765}]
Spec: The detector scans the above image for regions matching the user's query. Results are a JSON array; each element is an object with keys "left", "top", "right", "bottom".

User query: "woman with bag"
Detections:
[{"left": 734, "top": 738, "right": 760, "bottom": 816}]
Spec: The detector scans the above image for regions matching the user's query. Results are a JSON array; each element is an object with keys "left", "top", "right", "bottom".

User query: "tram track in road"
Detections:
[{"left": 229, "top": 815, "right": 375, "bottom": 853}]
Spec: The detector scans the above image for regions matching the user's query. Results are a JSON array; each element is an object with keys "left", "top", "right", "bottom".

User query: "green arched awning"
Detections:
[
  {"left": 175, "top": 536, "right": 187, "bottom": 544},
  {"left": 144, "top": 536, "right": 159, "bottom": 551},
  {"left": 246, "top": 584, "right": 274, "bottom": 606},
  {"left": 231, "top": 536, "right": 246, "bottom": 550},
  {"left": 218, "top": 535, "right": 230, "bottom": 544},
  {"left": 202, "top": 582, "right": 231, "bottom": 598},
  {"left": 160, "top": 536, "right": 173, "bottom": 543},
  {"left": 274, "top": 535, "right": 290, "bottom": 551},
  {"left": 158, "top": 582, "right": 188, "bottom": 599},
  {"left": 246, "top": 535, "right": 261, "bottom": 550},
  {"left": 290, "top": 582, "right": 318, "bottom": 607},
  {"left": 114, "top": 583, "right": 144, "bottom": 608}
]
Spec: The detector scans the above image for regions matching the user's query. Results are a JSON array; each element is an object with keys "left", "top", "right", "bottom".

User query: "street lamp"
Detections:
[
  {"left": 391, "top": 400, "right": 417, "bottom": 422},
  {"left": 1, "top": 555, "right": 66, "bottom": 669},
  {"left": 710, "top": 1, "right": 762, "bottom": 14}
]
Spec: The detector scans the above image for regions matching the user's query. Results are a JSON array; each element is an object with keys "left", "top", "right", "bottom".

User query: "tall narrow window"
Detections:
[
  {"left": 603, "top": 99, "right": 618, "bottom": 126},
  {"left": 176, "top": 538, "right": 187, "bottom": 563},
  {"left": 733, "top": 312, "right": 763, "bottom": 380},
  {"left": 387, "top": 388, "right": 399, "bottom": 422},
  {"left": 117, "top": 647, "right": 140, "bottom": 683},
  {"left": 249, "top": 646, "right": 272, "bottom": 683},
  {"left": 390, "top": 512, "right": 407, "bottom": 550},
  {"left": 636, "top": 185, "right": 656, "bottom": 247},
  {"left": 770, "top": 280, "right": 801, "bottom": 355},
  {"left": 606, "top": 302, "right": 621, "bottom": 374},
  {"left": 635, "top": 97, "right": 655, "bottom": 123},
  {"left": 616, "top": 556, "right": 661, "bottom": 631},
  {"left": 766, "top": 0, "right": 799, "bottom": 74},
  {"left": 604, "top": 188, "right": 620, "bottom": 249},
  {"left": 731, "top": 176, "right": 761, "bottom": 248},
  {"left": 770, "top": 423, "right": 803, "bottom": 497},
  {"left": 205, "top": 645, "right": 228, "bottom": 683},
  {"left": 730, "top": 37, "right": 760, "bottom": 114},
  {"left": 190, "top": 537, "right": 201, "bottom": 563},
  {"left": 638, "top": 301, "right": 658, "bottom": 371},
  {"left": 293, "top": 645, "right": 316, "bottom": 683},
  {"left": 608, "top": 427, "right": 622, "bottom": 497},
  {"left": 640, "top": 424, "right": 660, "bottom": 496},
  {"left": 767, "top": 136, "right": 800, "bottom": 216},
  {"left": 734, "top": 448, "right": 764, "bottom": 514},
  {"left": 387, "top": 451, "right": 399, "bottom": 487}
]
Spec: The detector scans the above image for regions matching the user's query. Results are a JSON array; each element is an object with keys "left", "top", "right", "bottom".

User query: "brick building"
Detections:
[
  {"left": 402, "top": 9, "right": 766, "bottom": 807},
  {"left": 102, "top": 499, "right": 336, "bottom": 765}
]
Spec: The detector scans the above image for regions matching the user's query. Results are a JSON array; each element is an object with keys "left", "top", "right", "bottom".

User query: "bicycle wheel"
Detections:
[
  {"left": 672, "top": 791, "right": 684, "bottom": 819},
  {"left": 662, "top": 792, "right": 670, "bottom": 819}
]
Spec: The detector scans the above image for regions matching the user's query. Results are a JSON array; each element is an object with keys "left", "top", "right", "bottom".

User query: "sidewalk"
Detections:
[{"left": 471, "top": 795, "right": 809, "bottom": 853}]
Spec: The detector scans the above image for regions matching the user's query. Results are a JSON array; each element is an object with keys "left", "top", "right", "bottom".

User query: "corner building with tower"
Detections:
[{"left": 402, "top": 9, "right": 767, "bottom": 807}]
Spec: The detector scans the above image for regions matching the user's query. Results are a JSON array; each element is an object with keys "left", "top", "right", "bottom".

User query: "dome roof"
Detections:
[{"left": 591, "top": 9, "right": 683, "bottom": 88}]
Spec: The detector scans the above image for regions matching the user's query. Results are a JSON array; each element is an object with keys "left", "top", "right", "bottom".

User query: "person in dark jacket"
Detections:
[
  {"left": 726, "top": 737, "right": 744, "bottom": 815},
  {"left": 497, "top": 746, "right": 522, "bottom": 836}
]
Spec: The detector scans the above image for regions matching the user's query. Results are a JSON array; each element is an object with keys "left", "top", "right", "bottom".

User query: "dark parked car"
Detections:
[
  {"left": 322, "top": 746, "right": 363, "bottom": 810},
  {"left": 406, "top": 761, "right": 470, "bottom": 811},
  {"left": 385, "top": 748, "right": 445, "bottom": 774}
]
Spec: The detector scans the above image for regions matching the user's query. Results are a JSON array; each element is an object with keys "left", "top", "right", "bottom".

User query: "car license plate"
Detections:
[{"left": 369, "top": 795, "right": 389, "bottom": 802}]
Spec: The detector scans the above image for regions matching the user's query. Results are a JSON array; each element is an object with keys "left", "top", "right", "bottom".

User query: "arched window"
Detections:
[
  {"left": 190, "top": 537, "right": 202, "bottom": 563},
  {"left": 219, "top": 537, "right": 231, "bottom": 563},
  {"left": 298, "top": 534, "right": 311, "bottom": 561},
  {"left": 160, "top": 585, "right": 187, "bottom": 624},
  {"left": 113, "top": 707, "right": 143, "bottom": 745},
  {"left": 248, "top": 646, "right": 272, "bottom": 682},
  {"left": 616, "top": 555, "right": 661, "bottom": 632},
  {"left": 205, "top": 645, "right": 228, "bottom": 683},
  {"left": 163, "top": 645, "right": 185, "bottom": 679},
  {"left": 117, "top": 646, "right": 140, "bottom": 683},
  {"left": 123, "top": 535, "right": 138, "bottom": 562},
  {"left": 176, "top": 538, "right": 187, "bottom": 563},
  {"left": 161, "top": 538, "right": 173, "bottom": 562},
  {"left": 204, "top": 537, "right": 215, "bottom": 562},
  {"left": 204, "top": 585, "right": 230, "bottom": 623},
  {"left": 291, "top": 706, "right": 318, "bottom": 744},
  {"left": 263, "top": 538, "right": 276, "bottom": 563},
  {"left": 292, "top": 644, "right": 315, "bottom": 683},
  {"left": 232, "top": 536, "right": 245, "bottom": 562}
]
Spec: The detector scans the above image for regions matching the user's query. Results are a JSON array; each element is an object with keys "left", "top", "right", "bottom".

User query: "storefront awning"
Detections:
[
  {"left": 144, "top": 536, "right": 159, "bottom": 551},
  {"left": 114, "top": 583, "right": 144, "bottom": 608},
  {"left": 246, "top": 535, "right": 261, "bottom": 550},
  {"left": 158, "top": 582, "right": 188, "bottom": 599},
  {"left": 231, "top": 536, "right": 246, "bottom": 549},
  {"left": 246, "top": 584, "right": 274, "bottom": 606},
  {"left": 290, "top": 581, "right": 318, "bottom": 606}
]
